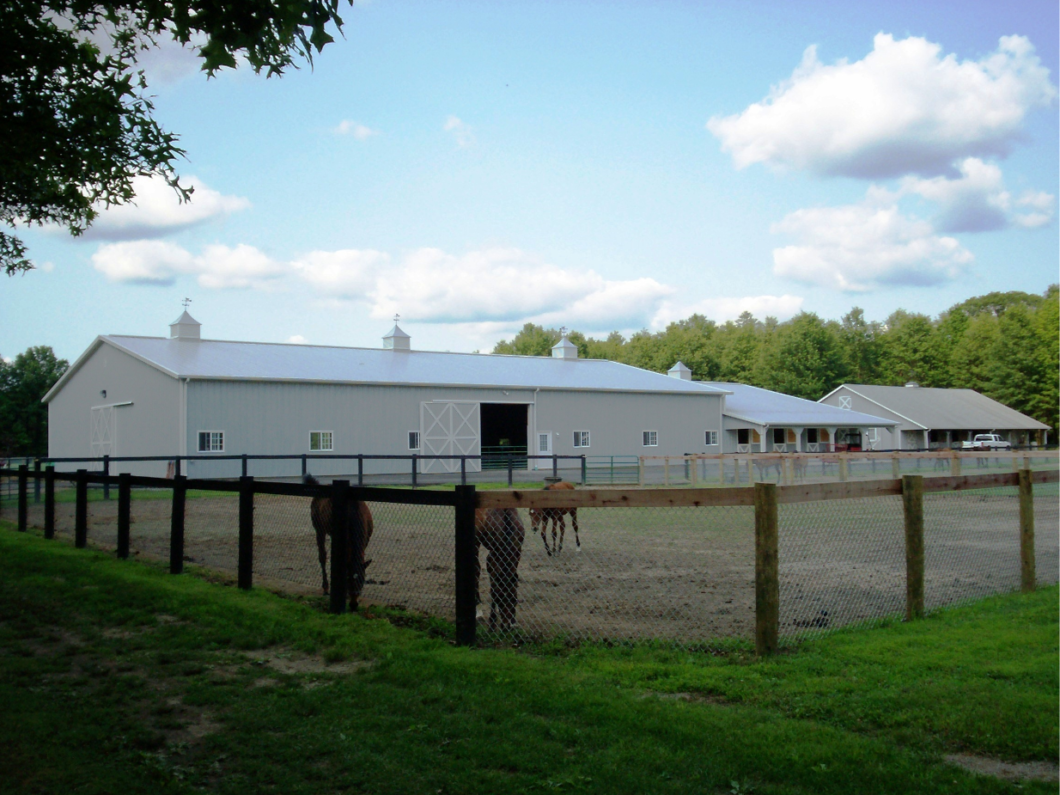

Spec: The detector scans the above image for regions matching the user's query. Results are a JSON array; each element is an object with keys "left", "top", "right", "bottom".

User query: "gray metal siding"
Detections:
[
  {"left": 47, "top": 343, "right": 180, "bottom": 475},
  {"left": 182, "top": 381, "right": 725, "bottom": 478},
  {"left": 820, "top": 387, "right": 905, "bottom": 449}
]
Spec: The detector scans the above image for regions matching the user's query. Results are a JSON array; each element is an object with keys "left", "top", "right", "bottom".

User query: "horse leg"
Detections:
[
  {"left": 556, "top": 514, "right": 565, "bottom": 554},
  {"left": 571, "top": 509, "right": 580, "bottom": 551},
  {"left": 316, "top": 528, "right": 329, "bottom": 595}
]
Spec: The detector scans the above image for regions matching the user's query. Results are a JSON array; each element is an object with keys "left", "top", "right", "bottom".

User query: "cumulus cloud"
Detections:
[
  {"left": 92, "top": 241, "right": 282, "bottom": 289},
  {"left": 443, "top": 116, "right": 475, "bottom": 147},
  {"left": 76, "top": 174, "right": 250, "bottom": 241},
  {"left": 708, "top": 34, "right": 1056, "bottom": 179},
  {"left": 287, "top": 335, "right": 308, "bottom": 344},
  {"left": 291, "top": 249, "right": 390, "bottom": 298},
  {"left": 771, "top": 201, "right": 974, "bottom": 291},
  {"left": 899, "top": 158, "right": 1055, "bottom": 232},
  {"left": 333, "top": 120, "right": 379, "bottom": 140}
]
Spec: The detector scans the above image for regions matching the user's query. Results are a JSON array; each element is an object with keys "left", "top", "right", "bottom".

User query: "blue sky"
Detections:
[{"left": 4, "top": 0, "right": 1058, "bottom": 363}]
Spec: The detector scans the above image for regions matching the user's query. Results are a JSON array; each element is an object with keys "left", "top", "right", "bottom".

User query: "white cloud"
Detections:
[
  {"left": 334, "top": 120, "right": 379, "bottom": 140},
  {"left": 444, "top": 115, "right": 476, "bottom": 147},
  {"left": 653, "top": 295, "right": 805, "bottom": 326},
  {"left": 79, "top": 174, "right": 250, "bottom": 241},
  {"left": 708, "top": 34, "right": 1056, "bottom": 179},
  {"left": 900, "top": 158, "right": 1054, "bottom": 232},
  {"left": 92, "top": 241, "right": 282, "bottom": 289},
  {"left": 287, "top": 335, "right": 308, "bottom": 344},
  {"left": 771, "top": 200, "right": 974, "bottom": 291},
  {"left": 291, "top": 249, "right": 390, "bottom": 297}
]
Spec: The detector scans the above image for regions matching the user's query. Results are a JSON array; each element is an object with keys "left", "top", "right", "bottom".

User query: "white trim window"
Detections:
[
  {"left": 408, "top": 431, "right": 421, "bottom": 451},
  {"left": 705, "top": 430, "right": 718, "bottom": 446},
  {"left": 197, "top": 431, "right": 224, "bottom": 452},
  {"left": 573, "top": 430, "right": 590, "bottom": 448},
  {"left": 642, "top": 430, "right": 658, "bottom": 447},
  {"left": 309, "top": 431, "right": 333, "bottom": 452}
]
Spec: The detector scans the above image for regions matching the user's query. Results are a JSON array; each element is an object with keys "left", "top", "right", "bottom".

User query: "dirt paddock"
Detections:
[{"left": 26, "top": 484, "right": 1059, "bottom": 646}]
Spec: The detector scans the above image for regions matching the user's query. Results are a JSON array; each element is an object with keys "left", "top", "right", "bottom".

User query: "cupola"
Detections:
[
  {"left": 668, "top": 361, "right": 692, "bottom": 381},
  {"left": 169, "top": 310, "right": 201, "bottom": 340}
]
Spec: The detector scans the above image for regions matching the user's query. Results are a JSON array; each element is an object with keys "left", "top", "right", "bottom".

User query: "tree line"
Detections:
[
  {"left": 494, "top": 286, "right": 1059, "bottom": 434},
  {"left": 0, "top": 347, "right": 69, "bottom": 457}
]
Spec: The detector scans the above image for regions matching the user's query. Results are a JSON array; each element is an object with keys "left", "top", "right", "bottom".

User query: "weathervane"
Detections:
[
  {"left": 182, "top": 297, "right": 192, "bottom": 309},
  {"left": 393, "top": 313, "right": 400, "bottom": 324},
  {"left": 559, "top": 326, "right": 567, "bottom": 338}
]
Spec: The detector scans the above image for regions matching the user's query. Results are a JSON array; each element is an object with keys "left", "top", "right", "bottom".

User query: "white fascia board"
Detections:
[{"left": 839, "top": 386, "right": 927, "bottom": 430}]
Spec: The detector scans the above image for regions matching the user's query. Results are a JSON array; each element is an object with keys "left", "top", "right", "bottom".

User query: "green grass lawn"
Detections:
[{"left": 0, "top": 523, "right": 1055, "bottom": 795}]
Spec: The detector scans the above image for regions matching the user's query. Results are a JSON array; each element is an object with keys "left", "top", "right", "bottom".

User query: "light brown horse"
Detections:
[
  {"left": 305, "top": 475, "right": 375, "bottom": 605},
  {"left": 475, "top": 508, "right": 525, "bottom": 632},
  {"left": 529, "top": 480, "right": 579, "bottom": 556}
]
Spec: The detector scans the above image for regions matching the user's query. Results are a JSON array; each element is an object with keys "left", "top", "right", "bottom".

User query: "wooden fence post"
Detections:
[
  {"left": 329, "top": 480, "right": 349, "bottom": 614},
  {"left": 838, "top": 456, "right": 849, "bottom": 482},
  {"left": 638, "top": 457, "right": 645, "bottom": 486},
  {"left": 454, "top": 485, "right": 478, "bottom": 646},
  {"left": 43, "top": 466, "right": 55, "bottom": 540},
  {"left": 75, "top": 469, "right": 88, "bottom": 548},
  {"left": 17, "top": 464, "right": 28, "bottom": 532},
  {"left": 117, "top": 473, "right": 131, "bottom": 559},
  {"left": 754, "top": 482, "right": 779, "bottom": 656},
  {"left": 902, "top": 475, "right": 924, "bottom": 620},
  {"left": 169, "top": 475, "right": 187, "bottom": 574},
  {"left": 950, "top": 453, "right": 961, "bottom": 478},
  {"left": 1018, "top": 469, "right": 1035, "bottom": 593},
  {"left": 891, "top": 455, "right": 900, "bottom": 479},
  {"left": 238, "top": 476, "right": 254, "bottom": 590}
]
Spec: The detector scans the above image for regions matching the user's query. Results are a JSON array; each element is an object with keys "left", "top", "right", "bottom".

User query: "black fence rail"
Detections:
[
  {"left": 27, "top": 453, "right": 590, "bottom": 487},
  {"left": 2, "top": 465, "right": 1057, "bottom": 654}
]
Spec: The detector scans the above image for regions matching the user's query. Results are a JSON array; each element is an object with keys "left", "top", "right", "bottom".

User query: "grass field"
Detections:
[{"left": 0, "top": 523, "right": 1056, "bottom": 794}]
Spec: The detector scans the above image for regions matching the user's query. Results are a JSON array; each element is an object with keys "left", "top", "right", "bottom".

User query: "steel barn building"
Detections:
[{"left": 45, "top": 312, "right": 740, "bottom": 478}]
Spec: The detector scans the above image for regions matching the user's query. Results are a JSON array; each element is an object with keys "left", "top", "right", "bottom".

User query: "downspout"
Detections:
[
  {"left": 180, "top": 378, "right": 189, "bottom": 459},
  {"left": 532, "top": 388, "right": 540, "bottom": 470}
]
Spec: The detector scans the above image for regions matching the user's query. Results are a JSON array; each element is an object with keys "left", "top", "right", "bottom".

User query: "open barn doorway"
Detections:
[{"left": 480, "top": 403, "right": 529, "bottom": 470}]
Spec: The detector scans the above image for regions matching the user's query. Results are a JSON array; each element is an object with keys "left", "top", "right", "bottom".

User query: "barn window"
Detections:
[
  {"left": 197, "top": 431, "right": 224, "bottom": 452},
  {"left": 642, "top": 430, "right": 658, "bottom": 447},
  {"left": 737, "top": 428, "right": 750, "bottom": 445},
  {"left": 705, "top": 430, "right": 718, "bottom": 446},
  {"left": 309, "top": 431, "right": 333, "bottom": 452},
  {"left": 573, "top": 430, "right": 590, "bottom": 448},
  {"left": 408, "top": 431, "right": 421, "bottom": 450},
  {"left": 807, "top": 428, "right": 818, "bottom": 444},
  {"left": 773, "top": 428, "right": 785, "bottom": 445}
]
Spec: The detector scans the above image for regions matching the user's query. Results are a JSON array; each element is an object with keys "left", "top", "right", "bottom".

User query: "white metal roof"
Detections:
[
  {"left": 703, "top": 382, "right": 898, "bottom": 428},
  {"left": 45, "top": 335, "right": 732, "bottom": 400},
  {"left": 821, "top": 384, "right": 1049, "bottom": 431}
]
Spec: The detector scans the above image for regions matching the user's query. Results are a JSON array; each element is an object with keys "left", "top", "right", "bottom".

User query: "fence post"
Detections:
[
  {"left": 238, "top": 476, "right": 254, "bottom": 590},
  {"left": 902, "top": 475, "right": 924, "bottom": 620},
  {"left": 176, "top": 456, "right": 182, "bottom": 477},
  {"left": 552, "top": 455, "right": 558, "bottom": 479},
  {"left": 580, "top": 456, "right": 587, "bottom": 485},
  {"left": 454, "top": 485, "right": 478, "bottom": 646},
  {"left": 892, "top": 455, "right": 900, "bottom": 479},
  {"left": 461, "top": 457, "right": 467, "bottom": 486},
  {"left": 241, "top": 454, "right": 248, "bottom": 478},
  {"left": 690, "top": 455, "right": 699, "bottom": 486},
  {"left": 44, "top": 466, "right": 55, "bottom": 539},
  {"left": 17, "top": 464, "right": 28, "bottom": 532},
  {"left": 357, "top": 454, "right": 364, "bottom": 486},
  {"left": 301, "top": 454, "right": 307, "bottom": 479},
  {"left": 638, "top": 457, "right": 645, "bottom": 486},
  {"left": 117, "top": 473, "right": 131, "bottom": 559},
  {"left": 34, "top": 458, "right": 41, "bottom": 503},
  {"left": 169, "top": 475, "right": 187, "bottom": 574},
  {"left": 75, "top": 469, "right": 88, "bottom": 548},
  {"left": 838, "top": 456, "right": 849, "bottom": 482},
  {"left": 664, "top": 457, "right": 670, "bottom": 486},
  {"left": 103, "top": 455, "right": 111, "bottom": 500},
  {"left": 1018, "top": 469, "right": 1035, "bottom": 593},
  {"left": 754, "top": 482, "right": 779, "bottom": 656},
  {"left": 507, "top": 453, "right": 513, "bottom": 487},
  {"left": 329, "top": 480, "right": 349, "bottom": 614},
  {"left": 950, "top": 452, "right": 960, "bottom": 478}
]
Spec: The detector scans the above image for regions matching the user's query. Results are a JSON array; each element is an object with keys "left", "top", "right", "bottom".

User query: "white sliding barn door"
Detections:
[
  {"left": 420, "top": 402, "right": 481, "bottom": 473},
  {"left": 90, "top": 406, "right": 116, "bottom": 467}
]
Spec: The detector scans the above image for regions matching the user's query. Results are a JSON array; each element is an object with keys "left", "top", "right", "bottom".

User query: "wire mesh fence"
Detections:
[{"left": 2, "top": 467, "right": 1057, "bottom": 653}]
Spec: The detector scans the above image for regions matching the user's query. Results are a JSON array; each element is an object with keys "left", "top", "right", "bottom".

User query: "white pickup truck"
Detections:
[{"left": 962, "top": 433, "right": 1012, "bottom": 451}]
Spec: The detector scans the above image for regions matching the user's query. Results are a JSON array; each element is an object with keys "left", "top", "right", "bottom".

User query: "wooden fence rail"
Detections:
[{"left": 1, "top": 466, "right": 1054, "bottom": 656}]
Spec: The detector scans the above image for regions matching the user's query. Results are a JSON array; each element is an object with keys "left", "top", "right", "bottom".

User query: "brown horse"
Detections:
[
  {"left": 305, "top": 474, "right": 375, "bottom": 604},
  {"left": 475, "top": 508, "right": 525, "bottom": 632},
  {"left": 529, "top": 480, "right": 579, "bottom": 556}
]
